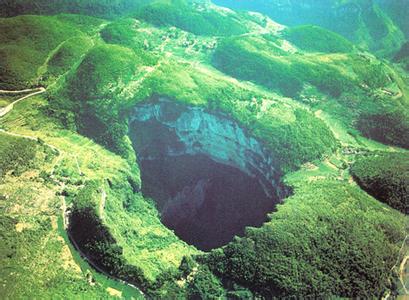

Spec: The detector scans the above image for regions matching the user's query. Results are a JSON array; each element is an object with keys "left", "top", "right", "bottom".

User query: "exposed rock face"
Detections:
[
  {"left": 129, "top": 98, "right": 284, "bottom": 199},
  {"left": 128, "top": 98, "right": 289, "bottom": 250}
]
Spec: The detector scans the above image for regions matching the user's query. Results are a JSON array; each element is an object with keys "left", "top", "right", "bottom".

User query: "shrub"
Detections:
[
  {"left": 187, "top": 266, "right": 225, "bottom": 300},
  {"left": 0, "top": 133, "right": 38, "bottom": 177}
]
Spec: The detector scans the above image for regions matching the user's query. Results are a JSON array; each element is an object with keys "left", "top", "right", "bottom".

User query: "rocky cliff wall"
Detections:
[{"left": 129, "top": 98, "right": 285, "bottom": 199}]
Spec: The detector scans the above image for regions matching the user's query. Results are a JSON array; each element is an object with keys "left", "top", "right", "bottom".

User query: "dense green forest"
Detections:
[
  {"left": 133, "top": 1, "right": 248, "bottom": 36},
  {"left": 203, "top": 180, "right": 405, "bottom": 297},
  {"left": 351, "top": 152, "right": 409, "bottom": 214}
]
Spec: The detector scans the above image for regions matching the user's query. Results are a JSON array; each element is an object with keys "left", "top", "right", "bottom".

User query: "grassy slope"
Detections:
[
  {"left": 0, "top": 93, "right": 198, "bottom": 283},
  {"left": 0, "top": 130, "right": 137, "bottom": 298},
  {"left": 133, "top": 0, "right": 248, "bottom": 36},
  {"left": 283, "top": 25, "right": 355, "bottom": 53},
  {"left": 212, "top": 34, "right": 409, "bottom": 148},
  {"left": 0, "top": 15, "right": 102, "bottom": 89}
]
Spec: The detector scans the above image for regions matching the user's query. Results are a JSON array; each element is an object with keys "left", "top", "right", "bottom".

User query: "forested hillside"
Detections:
[{"left": 213, "top": 0, "right": 407, "bottom": 54}]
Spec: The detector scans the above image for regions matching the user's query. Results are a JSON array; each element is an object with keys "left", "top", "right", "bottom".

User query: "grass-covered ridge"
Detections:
[
  {"left": 213, "top": 0, "right": 406, "bottom": 55},
  {"left": 212, "top": 34, "right": 409, "bottom": 148},
  {"left": 212, "top": 35, "right": 357, "bottom": 97},
  {"left": 0, "top": 15, "right": 101, "bottom": 89},
  {"left": 133, "top": 0, "right": 248, "bottom": 36},
  {"left": 283, "top": 25, "right": 355, "bottom": 53}
]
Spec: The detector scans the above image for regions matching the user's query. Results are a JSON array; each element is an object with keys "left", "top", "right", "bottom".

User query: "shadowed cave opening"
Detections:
[{"left": 129, "top": 99, "right": 287, "bottom": 251}]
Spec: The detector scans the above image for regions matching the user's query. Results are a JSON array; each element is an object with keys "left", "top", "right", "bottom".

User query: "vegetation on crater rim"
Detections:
[{"left": 351, "top": 152, "right": 409, "bottom": 214}]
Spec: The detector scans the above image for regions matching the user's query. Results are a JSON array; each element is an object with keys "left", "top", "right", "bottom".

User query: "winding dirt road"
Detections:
[
  {"left": 0, "top": 87, "right": 45, "bottom": 117},
  {"left": 0, "top": 88, "right": 40, "bottom": 94}
]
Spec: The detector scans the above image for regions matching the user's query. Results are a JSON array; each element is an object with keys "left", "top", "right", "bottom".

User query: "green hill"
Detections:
[
  {"left": 0, "top": 0, "right": 153, "bottom": 18},
  {"left": 351, "top": 152, "right": 409, "bottom": 214},
  {"left": 212, "top": 34, "right": 409, "bottom": 148},
  {"left": 283, "top": 25, "right": 354, "bottom": 53},
  {"left": 213, "top": 0, "right": 405, "bottom": 55},
  {"left": 0, "top": 15, "right": 96, "bottom": 89},
  {"left": 133, "top": 0, "right": 248, "bottom": 36}
]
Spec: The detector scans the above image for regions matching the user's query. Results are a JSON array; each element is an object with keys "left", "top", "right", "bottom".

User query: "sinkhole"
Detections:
[{"left": 129, "top": 98, "right": 288, "bottom": 251}]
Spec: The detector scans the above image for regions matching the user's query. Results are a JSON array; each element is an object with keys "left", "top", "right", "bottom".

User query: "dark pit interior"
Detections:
[
  {"left": 129, "top": 100, "right": 286, "bottom": 251},
  {"left": 139, "top": 154, "right": 275, "bottom": 250}
]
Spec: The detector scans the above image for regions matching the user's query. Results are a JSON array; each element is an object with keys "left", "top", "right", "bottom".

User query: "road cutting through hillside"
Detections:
[
  {"left": 0, "top": 88, "right": 42, "bottom": 94},
  {"left": 0, "top": 87, "right": 45, "bottom": 117}
]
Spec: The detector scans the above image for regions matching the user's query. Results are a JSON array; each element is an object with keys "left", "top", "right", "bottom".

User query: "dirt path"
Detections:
[
  {"left": 396, "top": 235, "right": 409, "bottom": 295},
  {"left": 385, "top": 234, "right": 409, "bottom": 299},
  {"left": 99, "top": 188, "right": 107, "bottom": 219},
  {"left": 73, "top": 155, "right": 82, "bottom": 176},
  {"left": 121, "top": 37, "right": 172, "bottom": 98},
  {"left": 0, "top": 128, "right": 59, "bottom": 154},
  {"left": 0, "top": 88, "right": 40, "bottom": 94},
  {"left": 400, "top": 255, "right": 409, "bottom": 295},
  {"left": 0, "top": 87, "right": 45, "bottom": 117}
]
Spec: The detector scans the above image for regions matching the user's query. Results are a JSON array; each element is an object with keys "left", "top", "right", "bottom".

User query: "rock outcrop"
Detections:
[{"left": 129, "top": 98, "right": 284, "bottom": 199}]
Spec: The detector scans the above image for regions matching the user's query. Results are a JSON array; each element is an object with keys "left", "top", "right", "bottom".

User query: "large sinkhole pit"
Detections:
[{"left": 129, "top": 98, "right": 288, "bottom": 251}]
